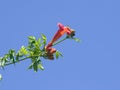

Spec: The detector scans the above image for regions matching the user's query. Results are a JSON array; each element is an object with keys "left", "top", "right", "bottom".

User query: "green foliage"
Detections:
[
  {"left": 28, "top": 36, "right": 42, "bottom": 55},
  {"left": 0, "top": 32, "right": 79, "bottom": 79},
  {"left": 72, "top": 38, "right": 80, "bottom": 42},
  {"left": 19, "top": 46, "right": 28, "bottom": 55},
  {"left": 0, "top": 74, "right": 2, "bottom": 80},
  {"left": 55, "top": 51, "right": 63, "bottom": 59},
  {"left": 65, "top": 30, "right": 80, "bottom": 42},
  {"left": 9, "top": 49, "right": 15, "bottom": 64},
  {"left": 0, "top": 35, "right": 47, "bottom": 71},
  {"left": 28, "top": 57, "right": 44, "bottom": 72},
  {"left": 41, "top": 34, "right": 47, "bottom": 45}
]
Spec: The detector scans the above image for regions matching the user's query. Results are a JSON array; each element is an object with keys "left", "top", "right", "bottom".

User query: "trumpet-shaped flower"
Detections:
[
  {"left": 45, "top": 23, "right": 75, "bottom": 60},
  {"left": 50, "top": 23, "right": 72, "bottom": 44}
]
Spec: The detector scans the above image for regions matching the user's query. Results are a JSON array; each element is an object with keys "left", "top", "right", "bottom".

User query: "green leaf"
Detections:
[
  {"left": 55, "top": 51, "right": 59, "bottom": 59},
  {"left": 41, "top": 34, "right": 46, "bottom": 40},
  {"left": 34, "top": 39, "right": 41, "bottom": 49},
  {"left": 73, "top": 38, "right": 80, "bottom": 42},
  {"left": 0, "top": 53, "right": 10, "bottom": 67},
  {"left": 55, "top": 51, "right": 63, "bottom": 59},
  {"left": 19, "top": 46, "right": 28, "bottom": 55},
  {"left": 38, "top": 63, "right": 44, "bottom": 70},
  {"left": 37, "top": 38, "right": 41, "bottom": 47},
  {"left": 28, "top": 62, "right": 44, "bottom": 71},
  {"left": 9, "top": 49, "right": 15, "bottom": 64},
  {"left": 0, "top": 74, "right": 2, "bottom": 80},
  {"left": 28, "top": 36, "right": 36, "bottom": 43},
  {"left": 0, "top": 57, "right": 5, "bottom": 67},
  {"left": 15, "top": 53, "right": 19, "bottom": 61},
  {"left": 28, "top": 36, "right": 36, "bottom": 49},
  {"left": 41, "top": 34, "right": 46, "bottom": 45},
  {"left": 28, "top": 62, "right": 34, "bottom": 69},
  {"left": 28, "top": 65, "right": 32, "bottom": 69},
  {"left": 1, "top": 60, "right": 5, "bottom": 67},
  {"left": 28, "top": 57, "right": 43, "bottom": 72},
  {"left": 33, "top": 62, "right": 38, "bottom": 72}
]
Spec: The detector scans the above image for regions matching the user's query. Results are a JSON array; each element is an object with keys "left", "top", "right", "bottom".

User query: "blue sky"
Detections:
[{"left": 0, "top": 0, "right": 120, "bottom": 90}]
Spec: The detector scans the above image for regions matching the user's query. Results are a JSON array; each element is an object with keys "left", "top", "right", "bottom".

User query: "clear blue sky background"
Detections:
[{"left": 0, "top": 0, "right": 120, "bottom": 90}]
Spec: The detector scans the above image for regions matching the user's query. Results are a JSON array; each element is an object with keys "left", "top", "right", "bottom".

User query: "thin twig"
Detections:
[
  {"left": 53, "top": 37, "right": 67, "bottom": 46},
  {"left": 5, "top": 57, "right": 30, "bottom": 66}
]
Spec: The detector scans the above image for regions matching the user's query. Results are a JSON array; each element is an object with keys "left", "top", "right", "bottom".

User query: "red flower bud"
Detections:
[{"left": 50, "top": 48, "right": 56, "bottom": 54}]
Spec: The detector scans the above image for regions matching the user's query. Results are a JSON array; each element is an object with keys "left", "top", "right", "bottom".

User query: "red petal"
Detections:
[
  {"left": 57, "top": 23, "right": 64, "bottom": 30},
  {"left": 51, "top": 28, "right": 66, "bottom": 44},
  {"left": 50, "top": 48, "right": 56, "bottom": 54}
]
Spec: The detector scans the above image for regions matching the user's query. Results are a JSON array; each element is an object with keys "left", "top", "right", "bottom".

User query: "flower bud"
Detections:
[{"left": 50, "top": 48, "right": 56, "bottom": 54}]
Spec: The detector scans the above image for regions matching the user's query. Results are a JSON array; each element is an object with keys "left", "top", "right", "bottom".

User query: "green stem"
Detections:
[
  {"left": 4, "top": 53, "right": 46, "bottom": 66},
  {"left": 53, "top": 37, "right": 68, "bottom": 46},
  {"left": 5, "top": 56, "right": 30, "bottom": 66},
  {"left": 3, "top": 37, "right": 69, "bottom": 67}
]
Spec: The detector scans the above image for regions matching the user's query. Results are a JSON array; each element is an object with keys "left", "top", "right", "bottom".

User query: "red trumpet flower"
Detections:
[
  {"left": 45, "top": 23, "right": 75, "bottom": 60},
  {"left": 50, "top": 23, "right": 72, "bottom": 44}
]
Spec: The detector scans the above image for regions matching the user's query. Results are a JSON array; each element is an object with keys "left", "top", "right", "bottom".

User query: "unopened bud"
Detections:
[{"left": 50, "top": 48, "right": 56, "bottom": 54}]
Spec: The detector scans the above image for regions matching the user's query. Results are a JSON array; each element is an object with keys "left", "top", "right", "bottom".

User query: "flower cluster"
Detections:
[{"left": 45, "top": 23, "right": 75, "bottom": 60}]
